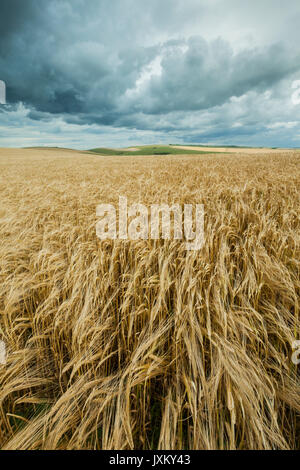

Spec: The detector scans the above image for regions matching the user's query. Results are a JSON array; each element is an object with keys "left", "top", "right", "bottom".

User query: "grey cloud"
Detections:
[
  {"left": 123, "top": 38, "right": 300, "bottom": 115},
  {"left": 1, "top": 0, "right": 300, "bottom": 147}
]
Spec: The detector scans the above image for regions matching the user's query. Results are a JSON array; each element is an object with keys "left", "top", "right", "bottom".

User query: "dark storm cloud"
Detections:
[
  {"left": 1, "top": 0, "right": 163, "bottom": 117},
  {"left": 1, "top": 0, "right": 300, "bottom": 147},
  {"left": 123, "top": 38, "right": 300, "bottom": 115},
  {"left": 0, "top": 0, "right": 38, "bottom": 41}
]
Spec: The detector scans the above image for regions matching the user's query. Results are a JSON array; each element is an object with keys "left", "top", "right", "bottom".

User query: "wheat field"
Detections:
[{"left": 0, "top": 148, "right": 299, "bottom": 450}]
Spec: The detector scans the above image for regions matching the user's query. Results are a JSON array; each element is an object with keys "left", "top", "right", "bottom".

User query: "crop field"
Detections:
[
  {"left": 88, "top": 145, "right": 216, "bottom": 156},
  {"left": 0, "top": 147, "right": 299, "bottom": 450}
]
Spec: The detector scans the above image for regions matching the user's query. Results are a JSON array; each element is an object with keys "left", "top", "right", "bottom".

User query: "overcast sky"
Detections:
[{"left": 1, "top": 0, "right": 300, "bottom": 148}]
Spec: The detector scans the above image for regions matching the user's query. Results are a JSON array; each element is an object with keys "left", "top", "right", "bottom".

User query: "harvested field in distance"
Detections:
[
  {"left": 171, "top": 145, "right": 299, "bottom": 154},
  {"left": 88, "top": 145, "right": 215, "bottom": 156},
  {"left": 0, "top": 147, "right": 299, "bottom": 450}
]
